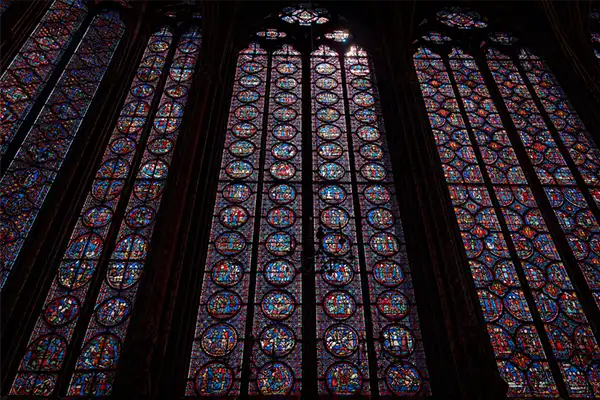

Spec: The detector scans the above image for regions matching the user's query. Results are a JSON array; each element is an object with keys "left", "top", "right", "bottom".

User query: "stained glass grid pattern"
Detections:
[
  {"left": 413, "top": 47, "right": 558, "bottom": 397},
  {"left": 450, "top": 48, "right": 600, "bottom": 398},
  {"left": 249, "top": 45, "right": 303, "bottom": 396},
  {"left": 0, "top": 0, "right": 88, "bottom": 156},
  {"left": 487, "top": 48, "right": 600, "bottom": 311},
  {"left": 0, "top": 11, "right": 124, "bottom": 290},
  {"left": 8, "top": 27, "right": 173, "bottom": 397},
  {"left": 345, "top": 46, "right": 430, "bottom": 396},
  {"left": 66, "top": 26, "right": 201, "bottom": 396},
  {"left": 186, "top": 43, "right": 267, "bottom": 397},
  {"left": 312, "top": 45, "right": 371, "bottom": 396}
]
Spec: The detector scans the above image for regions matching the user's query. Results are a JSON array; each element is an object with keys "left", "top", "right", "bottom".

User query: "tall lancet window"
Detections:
[
  {"left": 6, "top": 12, "right": 203, "bottom": 396},
  {"left": 0, "top": 4, "right": 124, "bottom": 289},
  {"left": 186, "top": 3, "right": 430, "bottom": 397},
  {"left": 413, "top": 7, "right": 600, "bottom": 398}
]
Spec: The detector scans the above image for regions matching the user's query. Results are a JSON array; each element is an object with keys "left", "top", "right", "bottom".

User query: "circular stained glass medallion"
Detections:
[
  {"left": 319, "top": 185, "right": 346, "bottom": 204},
  {"left": 82, "top": 206, "right": 113, "bottom": 228},
  {"left": 364, "top": 185, "right": 391, "bottom": 205},
  {"left": 260, "top": 325, "right": 295, "bottom": 357},
  {"left": 270, "top": 161, "right": 296, "bottom": 180},
  {"left": 319, "top": 162, "right": 345, "bottom": 181},
  {"left": 140, "top": 160, "right": 168, "bottom": 179},
  {"left": 131, "top": 83, "right": 154, "bottom": 97},
  {"left": 58, "top": 261, "right": 94, "bottom": 290},
  {"left": 367, "top": 207, "right": 395, "bottom": 229},
  {"left": 360, "top": 144, "right": 384, "bottom": 161},
  {"left": 370, "top": 232, "right": 400, "bottom": 256},
  {"left": 353, "top": 92, "right": 375, "bottom": 107},
  {"left": 267, "top": 206, "right": 296, "bottom": 229},
  {"left": 239, "top": 75, "right": 261, "bottom": 88},
  {"left": 320, "top": 206, "right": 349, "bottom": 229},
  {"left": 324, "top": 290, "right": 356, "bottom": 320},
  {"left": 148, "top": 138, "right": 174, "bottom": 155},
  {"left": 318, "top": 143, "right": 343, "bottom": 160},
  {"left": 269, "top": 184, "right": 296, "bottom": 204},
  {"left": 207, "top": 290, "right": 242, "bottom": 319},
  {"left": 257, "top": 362, "right": 294, "bottom": 395},
  {"left": 229, "top": 140, "right": 255, "bottom": 157},
  {"left": 271, "top": 142, "right": 297, "bottom": 160},
  {"left": 201, "top": 323, "right": 237, "bottom": 357},
  {"left": 165, "top": 84, "right": 187, "bottom": 98},
  {"left": 322, "top": 233, "right": 351, "bottom": 256},
  {"left": 349, "top": 64, "right": 370, "bottom": 77},
  {"left": 241, "top": 62, "right": 263, "bottom": 73},
  {"left": 110, "top": 137, "right": 135, "bottom": 155},
  {"left": 274, "top": 92, "right": 298, "bottom": 106},
  {"left": 326, "top": 362, "right": 362, "bottom": 395},
  {"left": 215, "top": 232, "right": 246, "bottom": 256},
  {"left": 222, "top": 183, "right": 252, "bottom": 203},
  {"left": 236, "top": 89, "right": 260, "bottom": 103},
  {"left": 317, "top": 107, "right": 340, "bottom": 123},
  {"left": 44, "top": 295, "right": 79, "bottom": 326},
  {"left": 276, "top": 77, "right": 298, "bottom": 90},
  {"left": 265, "top": 232, "right": 295, "bottom": 256},
  {"left": 316, "top": 77, "right": 338, "bottom": 90},
  {"left": 106, "top": 261, "right": 143, "bottom": 290},
  {"left": 126, "top": 206, "right": 155, "bottom": 228},
  {"left": 265, "top": 259, "right": 296, "bottom": 287},
  {"left": 273, "top": 107, "right": 297, "bottom": 122},
  {"left": 225, "top": 160, "right": 253, "bottom": 179},
  {"left": 324, "top": 324, "right": 359, "bottom": 357},
  {"left": 377, "top": 290, "right": 409, "bottom": 320},
  {"left": 386, "top": 363, "right": 422, "bottom": 395},
  {"left": 232, "top": 122, "right": 257, "bottom": 138},
  {"left": 211, "top": 259, "right": 244, "bottom": 287},
  {"left": 316, "top": 62, "right": 336, "bottom": 75},
  {"left": 373, "top": 260, "right": 404, "bottom": 287},
  {"left": 276, "top": 62, "right": 298, "bottom": 74},
  {"left": 382, "top": 325, "right": 414, "bottom": 356},
  {"left": 219, "top": 205, "right": 249, "bottom": 228},
  {"left": 316, "top": 91, "right": 339, "bottom": 106},
  {"left": 317, "top": 124, "right": 342, "bottom": 140},
  {"left": 195, "top": 362, "right": 233, "bottom": 395},
  {"left": 351, "top": 78, "right": 372, "bottom": 90},
  {"left": 234, "top": 105, "right": 259, "bottom": 121},
  {"left": 262, "top": 290, "right": 295, "bottom": 320},
  {"left": 322, "top": 259, "right": 353, "bottom": 286},
  {"left": 361, "top": 163, "right": 387, "bottom": 181},
  {"left": 357, "top": 125, "right": 380, "bottom": 142},
  {"left": 273, "top": 124, "right": 297, "bottom": 141},
  {"left": 96, "top": 297, "right": 130, "bottom": 327}
]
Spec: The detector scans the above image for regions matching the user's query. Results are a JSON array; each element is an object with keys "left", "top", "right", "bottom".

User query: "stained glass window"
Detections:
[
  {"left": 414, "top": 9, "right": 600, "bottom": 397},
  {"left": 0, "top": 0, "right": 88, "bottom": 156},
  {"left": 256, "top": 29, "right": 287, "bottom": 40},
  {"left": 0, "top": 10, "right": 124, "bottom": 289},
  {"left": 66, "top": 25, "right": 202, "bottom": 396},
  {"left": 9, "top": 26, "right": 173, "bottom": 396},
  {"left": 187, "top": 6, "right": 430, "bottom": 396},
  {"left": 592, "top": 11, "right": 600, "bottom": 60}
]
